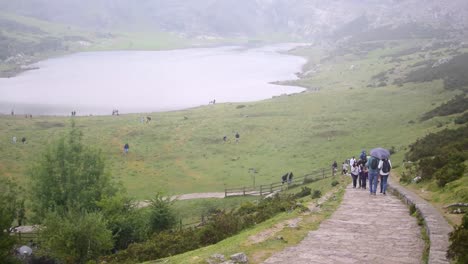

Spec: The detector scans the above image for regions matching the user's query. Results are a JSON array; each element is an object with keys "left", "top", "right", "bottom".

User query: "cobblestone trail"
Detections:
[{"left": 263, "top": 184, "right": 424, "bottom": 264}]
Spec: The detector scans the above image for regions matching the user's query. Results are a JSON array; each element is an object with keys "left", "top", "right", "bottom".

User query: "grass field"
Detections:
[{"left": 0, "top": 40, "right": 462, "bottom": 201}]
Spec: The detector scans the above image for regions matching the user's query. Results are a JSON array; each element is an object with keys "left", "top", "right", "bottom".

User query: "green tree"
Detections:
[
  {"left": 0, "top": 177, "right": 23, "bottom": 263},
  {"left": 29, "top": 122, "right": 116, "bottom": 222},
  {"left": 39, "top": 211, "right": 113, "bottom": 264},
  {"left": 148, "top": 193, "right": 176, "bottom": 234},
  {"left": 96, "top": 194, "right": 147, "bottom": 249}
]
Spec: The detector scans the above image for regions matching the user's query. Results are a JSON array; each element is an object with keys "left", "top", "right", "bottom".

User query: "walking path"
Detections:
[{"left": 263, "top": 184, "right": 424, "bottom": 264}]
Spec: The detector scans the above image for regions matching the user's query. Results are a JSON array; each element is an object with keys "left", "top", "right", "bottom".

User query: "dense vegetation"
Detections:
[
  {"left": 402, "top": 53, "right": 468, "bottom": 91},
  {"left": 448, "top": 213, "right": 468, "bottom": 263},
  {"left": 420, "top": 94, "right": 468, "bottom": 121}
]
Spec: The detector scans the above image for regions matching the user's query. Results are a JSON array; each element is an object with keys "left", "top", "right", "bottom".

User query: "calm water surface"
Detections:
[{"left": 0, "top": 44, "right": 306, "bottom": 115}]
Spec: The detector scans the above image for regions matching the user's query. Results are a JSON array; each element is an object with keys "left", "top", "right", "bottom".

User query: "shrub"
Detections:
[
  {"left": 447, "top": 213, "right": 468, "bottom": 263},
  {"left": 311, "top": 190, "right": 322, "bottom": 199},
  {"left": 295, "top": 187, "right": 311, "bottom": 198},
  {"left": 434, "top": 161, "right": 466, "bottom": 187},
  {"left": 454, "top": 112, "right": 468, "bottom": 124},
  {"left": 331, "top": 180, "right": 339, "bottom": 187},
  {"left": 236, "top": 105, "right": 246, "bottom": 109},
  {"left": 421, "top": 94, "right": 468, "bottom": 121}
]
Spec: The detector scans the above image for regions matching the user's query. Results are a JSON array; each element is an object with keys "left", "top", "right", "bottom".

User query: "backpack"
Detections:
[
  {"left": 370, "top": 158, "right": 379, "bottom": 170},
  {"left": 382, "top": 159, "right": 391, "bottom": 173}
]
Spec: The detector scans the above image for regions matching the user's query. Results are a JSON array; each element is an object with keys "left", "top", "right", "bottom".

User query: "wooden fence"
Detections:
[{"left": 224, "top": 168, "right": 331, "bottom": 197}]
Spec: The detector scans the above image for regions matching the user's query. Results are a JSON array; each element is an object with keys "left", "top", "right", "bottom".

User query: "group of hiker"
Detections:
[
  {"left": 11, "top": 136, "right": 27, "bottom": 144},
  {"left": 333, "top": 149, "right": 392, "bottom": 195}
]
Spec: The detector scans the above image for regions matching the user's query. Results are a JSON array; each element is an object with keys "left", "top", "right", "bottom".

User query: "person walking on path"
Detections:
[
  {"left": 350, "top": 163, "right": 359, "bottom": 188},
  {"left": 366, "top": 156, "right": 380, "bottom": 195},
  {"left": 235, "top": 132, "right": 240, "bottom": 143},
  {"left": 332, "top": 161, "right": 338, "bottom": 176},
  {"left": 378, "top": 158, "right": 392, "bottom": 195},
  {"left": 123, "top": 143, "right": 129, "bottom": 154},
  {"left": 349, "top": 156, "right": 356, "bottom": 167},
  {"left": 360, "top": 149, "right": 367, "bottom": 163},
  {"left": 360, "top": 165, "right": 368, "bottom": 189}
]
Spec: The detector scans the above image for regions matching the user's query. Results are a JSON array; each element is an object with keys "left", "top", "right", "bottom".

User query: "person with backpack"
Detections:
[
  {"left": 378, "top": 158, "right": 392, "bottom": 195},
  {"left": 366, "top": 156, "right": 380, "bottom": 195},
  {"left": 123, "top": 143, "right": 129, "bottom": 154}
]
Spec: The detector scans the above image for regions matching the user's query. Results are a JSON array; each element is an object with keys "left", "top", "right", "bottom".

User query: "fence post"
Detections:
[
  {"left": 270, "top": 183, "right": 273, "bottom": 193},
  {"left": 260, "top": 185, "right": 263, "bottom": 196},
  {"left": 303, "top": 175, "right": 308, "bottom": 184},
  {"left": 243, "top": 187, "right": 246, "bottom": 196},
  {"left": 225, "top": 188, "right": 227, "bottom": 198},
  {"left": 322, "top": 168, "right": 325, "bottom": 179}
]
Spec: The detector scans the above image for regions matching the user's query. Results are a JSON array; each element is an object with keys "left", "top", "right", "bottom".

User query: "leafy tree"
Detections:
[
  {"left": 0, "top": 177, "right": 22, "bottom": 263},
  {"left": 148, "top": 193, "right": 176, "bottom": 234},
  {"left": 39, "top": 211, "right": 113, "bottom": 264},
  {"left": 29, "top": 122, "right": 116, "bottom": 222},
  {"left": 96, "top": 194, "right": 148, "bottom": 249}
]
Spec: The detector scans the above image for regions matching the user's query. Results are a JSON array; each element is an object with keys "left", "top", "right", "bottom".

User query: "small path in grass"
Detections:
[
  {"left": 137, "top": 192, "right": 232, "bottom": 208},
  {"left": 263, "top": 184, "right": 425, "bottom": 264}
]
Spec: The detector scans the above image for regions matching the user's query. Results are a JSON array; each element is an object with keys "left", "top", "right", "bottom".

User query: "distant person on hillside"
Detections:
[
  {"left": 366, "top": 156, "right": 380, "bottom": 195},
  {"left": 123, "top": 143, "right": 129, "bottom": 154},
  {"left": 288, "top": 172, "right": 294, "bottom": 184},
  {"left": 146, "top": 116, "right": 152, "bottom": 123},
  {"left": 235, "top": 132, "right": 240, "bottom": 143},
  {"left": 378, "top": 158, "right": 392, "bottom": 195},
  {"left": 281, "top": 173, "right": 288, "bottom": 184},
  {"left": 332, "top": 161, "right": 338, "bottom": 176},
  {"left": 21, "top": 137, "right": 26, "bottom": 144},
  {"left": 342, "top": 162, "right": 349, "bottom": 175},
  {"left": 223, "top": 135, "right": 227, "bottom": 142},
  {"left": 12, "top": 136, "right": 17, "bottom": 144}
]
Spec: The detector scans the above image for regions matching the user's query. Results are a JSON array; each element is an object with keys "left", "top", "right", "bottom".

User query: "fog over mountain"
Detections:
[{"left": 1, "top": 0, "right": 468, "bottom": 40}]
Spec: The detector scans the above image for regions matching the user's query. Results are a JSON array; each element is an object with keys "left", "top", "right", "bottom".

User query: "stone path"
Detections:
[{"left": 263, "top": 184, "right": 424, "bottom": 264}]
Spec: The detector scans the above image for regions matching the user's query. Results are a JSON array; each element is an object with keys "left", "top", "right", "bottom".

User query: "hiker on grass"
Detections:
[
  {"left": 12, "top": 136, "right": 17, "bottom": 144},
  {"left": 123, "top": 143, "right": 129, "bottom": 154},
  {"left": 332, "top": 161, "right": 338, "bottom": 176},
  {"left": 350, "top": 163, "right": 359, "bottom": 188},
  {"left": 235, "top": 132, "right": 240, "bottom": 143},
  {"left": 342, "top": 162, "right": 349, "bottom": 175},
  {"left": 281, "top": 173, "right": 288, "bottom": 184},
  {"left": 366, "top": 156, "right": 380, "bottom": 195},
  {"left": 21, "top": 137, "right": 26, "bottom": 144},
  {"left": 378, "top": 158, "right": 392, "bottom": 195},
  {"left": 288, "top": 172, "right": 294, "bottom": 184},
  {"left": 360, "top": 150, "right": 367, "bottom": 164}
]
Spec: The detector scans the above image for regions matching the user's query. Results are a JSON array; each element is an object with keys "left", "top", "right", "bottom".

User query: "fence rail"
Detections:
[{"left": 224, "top": 168, "right": 330, "bottom": 197}]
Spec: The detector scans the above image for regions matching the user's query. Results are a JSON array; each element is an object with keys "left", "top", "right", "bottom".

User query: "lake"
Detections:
[{"left": 0, "top": 44, "right": 306, "bottom": 115}]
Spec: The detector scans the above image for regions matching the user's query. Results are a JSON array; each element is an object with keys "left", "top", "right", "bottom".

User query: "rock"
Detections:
[
  {"left": 207, "top": 253, "right": 226, "bottom": 264},
  {"left": 230, "top": 252, "right": 248, "bottom": 263}
]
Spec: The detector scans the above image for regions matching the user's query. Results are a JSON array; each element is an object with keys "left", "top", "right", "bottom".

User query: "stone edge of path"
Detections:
[{"left": 388, "top": 180, "right": 452, "bottom": 264}]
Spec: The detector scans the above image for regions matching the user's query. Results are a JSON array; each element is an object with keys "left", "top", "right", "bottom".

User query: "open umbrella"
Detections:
[
  {"left": 370, "top": 147, "right": 390, "bottom": 159},
  {"left": 18, "top": 245, "right": 32, "bottom": 256}
]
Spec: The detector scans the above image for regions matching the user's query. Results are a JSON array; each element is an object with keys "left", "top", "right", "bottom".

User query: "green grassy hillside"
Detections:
[{"left": 1, "top": 39, "right": 465, "bottom": 201}]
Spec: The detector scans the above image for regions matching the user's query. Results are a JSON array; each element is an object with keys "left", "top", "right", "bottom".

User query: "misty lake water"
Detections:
[{"left": 0, "top": 44, "right": 306, "bottom": 115}]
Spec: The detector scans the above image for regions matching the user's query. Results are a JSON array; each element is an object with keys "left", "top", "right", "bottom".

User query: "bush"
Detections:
[
  {"left": 454, "top": 112, "right": 468, "bottom": 124},
  {"left": 295, "top": 187, "right": 311, "bottom": 198},
  {"left": 311, "top": 190, "right": 322, "bottom": 199},
  {"left": 421, "top": 95, "right": 468, "bottom": 121},
  {"left": 331, "top": 180, "right": 339, "bottom": 187},
  {"left": 434, "top": 161, "right": 466, "bottom": 187},
  {"left": 447, "top": 213, "right": 468, "bottom": 263}
]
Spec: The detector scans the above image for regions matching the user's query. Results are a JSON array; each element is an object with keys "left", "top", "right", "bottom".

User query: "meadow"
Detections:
[{"left": 0, "top": 39, "right": 462, "bottom": 201}]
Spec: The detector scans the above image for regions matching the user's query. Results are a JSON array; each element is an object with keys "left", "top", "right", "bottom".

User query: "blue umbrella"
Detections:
[{"left": 370, "top": 147, "right": 390, "bottom": 159}]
